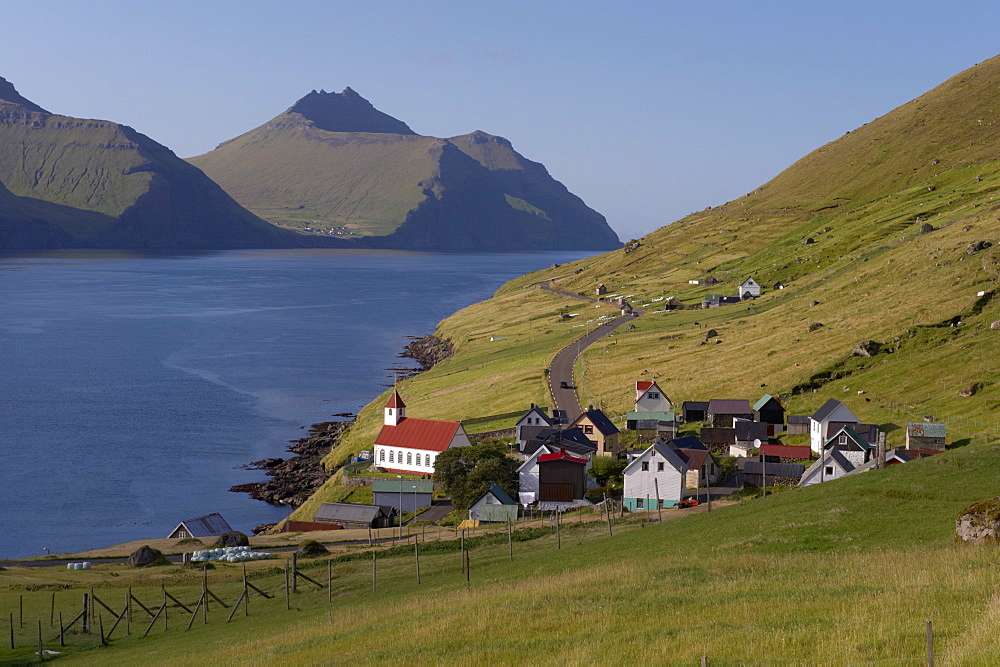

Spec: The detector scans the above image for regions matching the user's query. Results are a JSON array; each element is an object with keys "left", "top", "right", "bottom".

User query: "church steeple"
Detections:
[{"left": 384, "top": 389, "right": 406, "bottom": 426}]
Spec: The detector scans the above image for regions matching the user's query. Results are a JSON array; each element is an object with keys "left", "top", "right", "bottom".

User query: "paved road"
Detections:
[
  {"left": 413, "top": 499, "right": 453, "bottom": 523},
  {"left": 540, "top": 281, "right": 641, "bottom": 420}
]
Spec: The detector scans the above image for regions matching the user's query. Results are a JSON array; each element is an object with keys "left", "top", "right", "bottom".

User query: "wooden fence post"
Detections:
[
  {"left": 556, "top": 509, "right": 561, "bottom": 549},
  {"left": 58, "top": 612, "right": 63, "bottom": 647},
  {"left": 9, "top": 612, "right": 13, "bottom": 649},
  {"left": 292, "top": 553, "right": 298, "bottom": 594},
  {"left": 926, "top": 620, "right": 934, "bottom": 667},
  {"left": 50, "top": 592, "right": 55, "bottom": 628},
  {"left": 604, "top": 493, "right": 613, "bottom": 537},
  {"left": 654, "top": 478, "right": 662, "bottom": 523},
  {"left": 371, "top": 548, "right": 377, "bottom": 592},
  {"left": 414, "top": 536, "right": 421, "bottom": 584},
  {"left": 327, "top": 561, "right": 332, "bottom": 603},
  {"left": 37, "top": 620, "right": 42, "bottom": 662},
  {"left": 284, "top": 562, "right": 290, "bottom": 610},
  {"left": 507, "top": 519, "right": 513, "bottom": 561}
]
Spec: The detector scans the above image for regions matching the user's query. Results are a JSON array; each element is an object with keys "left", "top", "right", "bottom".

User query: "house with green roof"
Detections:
[
  {"left": 469, "top": 482, "right": 519, "bottom": 522},
  {"left": 752, "top": 394, "right": 785, "bottom": 427}
]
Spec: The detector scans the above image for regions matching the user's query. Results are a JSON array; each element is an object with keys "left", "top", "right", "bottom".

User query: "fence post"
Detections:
[
  {"left": 284, "top": 562, "right": 290, "bottom": 610},
  {"left": 292, "top": 553, "right": 298, "bottom": 594},
  {"left": 99, "top": 614, "right": 105, "bottom": 645},
  {"left": 507, "top": 519, "right": 513, "bottom": 561},
  {"left": 414, "top": 536, "right": 421, "bottom": 584},
  {"left": 20, "top": 595, "right": 23, "bottom": 628},
  {"left": 371, "top": 548, "right": 377, "bottom": 592},
  {"left": 460, "top": 530, "right": 465, "bottom": 574},
  {"left": 926, "top": 620, "right": 934, "bottom": 667},
  {"left": 37, "top": 620, "right": 42, "bottom": 662},
  {"left": 9, "top": 612, "right": 13, "bottom": 649},
  {"left": 654, "top": 478, "right": 662, "bottom": 523},
  {"left": 82, "top": 593, "right": 88, "bottom": 634},
  {"left": 58, "top": 612, "right": 63, "bottom": 647},
  {"left": 125, "top": 592, "right": 130, "bottom": 635},
  {"left": 50, "top": 592, "right": 55, "bottom": 628},
  {"left": 701, "top": 655, "right": 708, "bottom": 667},
  {"left": 327, "top": 561, "right": 332, "bottom": 603},
  {"left": 604, "top": 493, "right": 614, "bottom": 537}
]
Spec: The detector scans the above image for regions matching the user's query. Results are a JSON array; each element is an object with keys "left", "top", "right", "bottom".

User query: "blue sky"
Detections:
[{"left": 4, "top": 1, "right": 998, "bottom": 239}]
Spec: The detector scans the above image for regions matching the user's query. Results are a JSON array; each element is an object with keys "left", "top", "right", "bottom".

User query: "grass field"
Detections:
[{"left": 4, "top": 443, "right": 1000, "bottom": 664}]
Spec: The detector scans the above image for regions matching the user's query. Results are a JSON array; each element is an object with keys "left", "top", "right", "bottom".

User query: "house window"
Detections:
[
  {"left": 380, "top": 449, "right": 385, "bottom": 462},
  {"left": 389, "top": 450, "right": 394, "bottom": 463},
  {"left": 406, "top": 452, "right": 412, "bottom": 465},
  {"left": 415, "top": 453, "right": 421, "bottom": 466},
  {"left": 825, "top": 466, "right": 834, "bottom": 476},
  {"left": 641, "top": 461, "right": 649, "bottom": 471},
  {"left": 649, "top": 392, "right": 658, "bottom": 399},
  {"left": 178, "top": 531, "right": 187, "bottom": 539},
  {"left": 637, "top": 498, "right": 644, "bottom": 508},
  {"left": 658, "top": 462, "right": 664, "bottom": 472},
  {"left": 839, "top": 435, "right": 848, "bottom": 445},
  {"left": 584, "top": 425, "right": 594, "bottom": 434}
]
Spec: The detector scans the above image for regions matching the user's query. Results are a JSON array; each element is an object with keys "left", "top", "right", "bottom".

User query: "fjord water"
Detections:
[{"left": 0, "top": 249, "right": 592, "bottom": 558}]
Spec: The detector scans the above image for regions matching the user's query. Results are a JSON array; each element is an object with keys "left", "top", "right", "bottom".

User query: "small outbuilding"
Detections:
[
  {"left": 905, "top": 422, "right": 946, "bottom": 450},
  {"left": 707, "top": 399, "right": 753, "bottom": 427},
  {"left": 168, "top": 513, "right": 234, "bottom": 540},
  {"left": 372, "top": 479, "right": 434, "bottom": 513},
  {"left": 469, "top": 483, "right": 519, "bottom": 522},
  {"left": 537, "top": 450, "right": 588, "bottom": 502},
  {"left": 312, "top": 502, "right": 396, "bottom": 530},
  {"left": 786, "top": 415, "right": 810, "bottom": 435},
  {"left": 752, "top": 394, "right": 785, "bottom": 427},
  {"left": 682, "top": 401, "right": 709, "bottom": 423}
]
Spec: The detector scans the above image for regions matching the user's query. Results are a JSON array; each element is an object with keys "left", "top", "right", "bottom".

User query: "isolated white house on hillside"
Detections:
[{"left": 738, "top": 277, "right": 761, "bottom": 299}]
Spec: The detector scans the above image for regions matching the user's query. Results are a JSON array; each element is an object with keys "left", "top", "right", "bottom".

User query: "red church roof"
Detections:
[
  {"left": 385, "top": 389, "right": 406, "bottom": 409},
  {"left": 375, "top": 417, "right": 460, "bottom": 452}
]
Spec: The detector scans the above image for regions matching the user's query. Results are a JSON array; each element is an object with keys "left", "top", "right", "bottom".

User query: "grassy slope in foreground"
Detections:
[{"left": 11, "top": 442, "right": 1000, "bottom": 664}]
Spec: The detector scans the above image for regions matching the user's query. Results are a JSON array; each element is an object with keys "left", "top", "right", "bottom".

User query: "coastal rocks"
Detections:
[
  {"left": 852, "top": 340, "right": 882, "bottom": 358},
  {"left": 126, "top": 545, "right": 169, "bottom": 568},
  {"left": 230, "top": 420, "right": 348, "bottom": 508},
  {"left": 213, "top": 531, "right": 250, "bottom": 547},
  {"left": 966, "top": 240, "right": 992, "bottom": 254},
  {"left": 253, "top": 523, "right": 276, "bottom": 535},
  {"left": 402, "top": 334, "right": 454, "bottom": 370},
  {"left": 956, "top": 497, "right": 1000, "bottom": 543}
]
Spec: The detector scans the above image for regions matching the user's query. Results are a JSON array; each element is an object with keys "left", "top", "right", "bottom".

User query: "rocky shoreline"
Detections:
[{"left": 230, "top": 334, "right": 455, "bottom": 526}]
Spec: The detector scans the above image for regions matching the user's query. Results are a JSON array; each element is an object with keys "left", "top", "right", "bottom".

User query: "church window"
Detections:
[
  {"left": 380, "top": 449, "right": 385, "bottom": 462},
  {"left": 415, "top": 453, "right": 421, "bottom": 466},
  {"left": 389, "top": 450, "right": 394, "bottom": 463},
  {"left": 407, "top": 452, "right": 412, "bottom": 465}
]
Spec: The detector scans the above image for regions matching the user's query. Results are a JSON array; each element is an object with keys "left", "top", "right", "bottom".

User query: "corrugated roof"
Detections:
[
  {"left": 787, "top": 415, "right": 810, "bottom": 424},
  {"left": 385, "top": 389, "right": 406, "bottom": 409},
  {"left": 371, "top": 479, "right": 434, "bottom": 494},
  {"left": 314, "top": 502, "right": 387, "bottom": 524},
  {"left": 174, "top": 513, "right": 233, "bottom": 538},
  {"left": 682, "top": 401, "right": 709, "bottom": 411},
  {"left": 741, "top": 461, "right": 805, "bottom": 479},
  {"left": 906, "top": 422, "right": 946, "bottom": 438},
  {"left": 538, "top": 451, "right": 587, "bottom": 464},
  {"left": 760, "top": 444, "right": 812, "bottom": 459},
  {"left": 636, "top": 381, "right": 654, "bottom": 392},
  {"left": 708, "top": 399, "right": 752, "bottom": 415},
  {"left": 699, "top": 427, "right": 736, "bottom": 444},
  {"left": 823, "top": 425, "right": 874, "bottom": 451},
  {"left": 735, "top": 421, "right": 769, "bottom": 441},
  {"left": 481, "top": 482, "right": 517, "bottom": 506},
  {"left": 375, "top": 417, "right": 460, "bottom": 451},
  {"left": 679, "top": 448, "right": 712, "bottom": 469}
]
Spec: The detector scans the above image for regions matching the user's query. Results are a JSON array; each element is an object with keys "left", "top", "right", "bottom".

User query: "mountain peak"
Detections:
[
  {"left": 286, "top": 87, "right": 415, "bottom": 135},
  {"left": 0, "top": 76, "right": 48, "bottom": 113}
]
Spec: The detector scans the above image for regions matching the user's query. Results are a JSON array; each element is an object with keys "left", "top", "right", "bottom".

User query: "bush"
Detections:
[
  {"left": 175, "top": 537, "right": 202, "bottom": 546},
  {"left": 297, "top": 540, "right": 329, "bottom": 557}
]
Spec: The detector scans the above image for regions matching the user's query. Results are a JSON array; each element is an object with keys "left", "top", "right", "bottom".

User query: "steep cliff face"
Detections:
[
  {"left": 189, "top": 88, "right": 620, "bottom": 250},
  {"left": 0, "top": 75, "right": 301, "bottom": 250}
]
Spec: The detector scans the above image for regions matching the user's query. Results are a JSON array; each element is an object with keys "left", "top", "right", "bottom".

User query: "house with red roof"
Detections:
[
  {"left": 373, "top": 390, "right": 471, "bottom": 476},
  {"left": 635, "top": 379, "right": 672, "bottom": 413}
]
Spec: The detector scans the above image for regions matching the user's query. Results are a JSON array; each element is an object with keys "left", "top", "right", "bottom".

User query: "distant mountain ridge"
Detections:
[
  {"left": 189, "top": 88, "right": 621, "bottom": 250},
  {"left": 0, "top": 75, "right": 302, "bottom": 250}
]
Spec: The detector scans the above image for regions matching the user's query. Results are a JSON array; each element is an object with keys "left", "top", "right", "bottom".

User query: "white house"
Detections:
[
  {"left": 738, "top": 277, "right": 761, "bottom": 299},
  {"left": 809, "top": 399, "right": 861, "bottom": 453},
  {"left": 800, "top": 448, "right": 855, "bottom": 486},
  {"left": 515, "top": 404, "right": 553, "bottom": 447},
  {"left": 635, "top": 380, "right": 672, "bottom": 412},
  {"left": 623, "top": 440, "right": 689, "bottom": 510},
  {"left": 516, "top": 449, "right": 544, "bottom": 505},
  {"left": 373, "top": 390, "right": 471, "bottom": 476}
]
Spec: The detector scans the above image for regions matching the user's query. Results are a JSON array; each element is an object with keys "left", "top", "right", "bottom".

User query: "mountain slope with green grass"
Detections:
[
  {"left": 0, "top": 75, "right": 305, "bottom": 250},
  {"left": 298, "top": 55, "right": 999, "bottom": 519},
  {"left": 188, "top": 88, "right": 620, "bottom": 250}
]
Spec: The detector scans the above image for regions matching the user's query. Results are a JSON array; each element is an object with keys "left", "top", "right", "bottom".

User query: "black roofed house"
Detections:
[
  {"left": 569, "top": 407, "right": 621, "bottom": 457},
  {"left": 809, "top": 399, "right": 860, "bottom": 453},
  {"left": 822, "top": 425, "right": 876, "bottom": 467},
  {"left": 734, "top": 420, "right": 770, "bottom": 448},
  {"left": 707, "top": 399, "right": 753, "bottom": 427},
  {"left": 738, "top": 277, "right": 761, "bottom": 299},
  {"left": 752, "top": 394, "right": 785, "bottom": 427},
  {"left": 515, "top": 404, "right": 553, "bottom": 449},
  {"left": 699, "top": 427, "right": 737, "bottom": 452},
  {"left": 312, "top": 502, "right": 396, "bottom": 530},
  {"left": 800, "top": 448, "right": 855, "bottom": 486},
  {"left": 168, "top": 513, "right": 234, "bottom": 539},
  {"left": 786, "top": 415, "right": 810, "bottom": 435},
  {"left": 521, "top": 428, "right": 597, "bottom": 463},
  {"left": 682, "top": 401, "right": 709, "bottom": 423}
]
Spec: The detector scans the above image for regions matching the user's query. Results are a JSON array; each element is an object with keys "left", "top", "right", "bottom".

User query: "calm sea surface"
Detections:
[{"left": 0, "top": 249, "right": 593, "bottom": 558}]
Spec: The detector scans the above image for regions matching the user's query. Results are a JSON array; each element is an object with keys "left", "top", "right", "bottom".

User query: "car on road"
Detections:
[
  {"left": 559, "top": 380, "right": 569, "bottom": 389},
  {"left": 677, "top": 500, "right": 700, "bottom": 509}
]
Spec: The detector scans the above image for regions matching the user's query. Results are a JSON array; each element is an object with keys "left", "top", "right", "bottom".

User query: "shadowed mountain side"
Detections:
[
  {"left": 189, "top": 88, "right": 620, "bottom": 250},
  {"left": 0, "top": 75, "right": 314, "bottom": 250}
]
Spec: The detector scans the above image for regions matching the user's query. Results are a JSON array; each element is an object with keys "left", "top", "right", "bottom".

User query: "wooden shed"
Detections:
[{"left": 537, "top": 450, "right": 587, "bottom": 502}]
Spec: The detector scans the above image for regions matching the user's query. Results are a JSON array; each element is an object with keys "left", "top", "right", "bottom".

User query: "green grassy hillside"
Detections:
[
  {"left": 296, "top": 56, "right": 1000, "bottom": 520},
  {"left": 0, "top": 75, "right": 301, "bottom": 250},
  {"left": 188, "top": 88, "right": 621, "bottom": 250}
]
